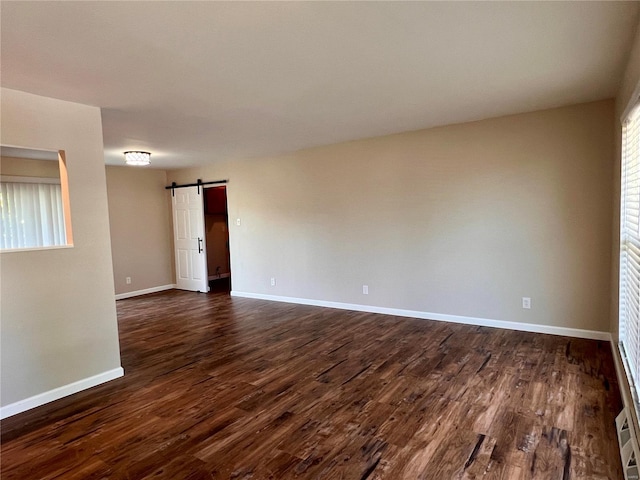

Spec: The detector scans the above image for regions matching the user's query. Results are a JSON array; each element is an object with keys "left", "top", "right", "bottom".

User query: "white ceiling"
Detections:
[{"left": 2, "top": 1, "right": 639, "bottom": 169}]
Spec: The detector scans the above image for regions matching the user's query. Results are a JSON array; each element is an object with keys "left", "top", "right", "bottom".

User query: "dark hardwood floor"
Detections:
[{"left": 1, "top": 290, "right": 623, "bottom": 479}]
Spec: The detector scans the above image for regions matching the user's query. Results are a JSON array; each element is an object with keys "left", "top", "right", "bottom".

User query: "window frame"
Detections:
[
  {"left": 619, "top": 96, "right": 640, "bottom": 428},
  {"left": 0, "top": 148, "right": 73, "bottom": 253}
]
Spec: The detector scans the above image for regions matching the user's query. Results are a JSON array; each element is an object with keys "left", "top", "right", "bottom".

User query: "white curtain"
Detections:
[{"left": 0, "top": 182, "right": 67, "bottom": 249}]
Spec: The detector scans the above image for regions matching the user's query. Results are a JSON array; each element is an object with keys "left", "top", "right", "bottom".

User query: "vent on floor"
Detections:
[{"left": 617, "top": 408, "right": 640, "bottom": 480}]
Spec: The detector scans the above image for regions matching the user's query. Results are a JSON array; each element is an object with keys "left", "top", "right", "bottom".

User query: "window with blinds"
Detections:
[{"left": 620, "top": 100, "right": 640, "bottom": 408}]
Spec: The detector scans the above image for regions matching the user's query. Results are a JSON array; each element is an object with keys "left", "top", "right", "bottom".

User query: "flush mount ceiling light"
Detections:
[{"left": 124, "top": 151, "right": 151, "bottom": 166}]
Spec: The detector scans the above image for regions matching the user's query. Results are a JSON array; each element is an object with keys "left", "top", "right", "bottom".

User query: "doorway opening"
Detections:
[{"left": 203, "top": 185, "right": 231, "bottom": 294}]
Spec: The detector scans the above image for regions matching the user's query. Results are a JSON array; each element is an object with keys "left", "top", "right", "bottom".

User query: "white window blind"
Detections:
[
  {"left": 621, "top": 100, "right": 640, "bottom": 403},
  {"left": 0, "top": 181, "right": 67, "bottom": 249}
]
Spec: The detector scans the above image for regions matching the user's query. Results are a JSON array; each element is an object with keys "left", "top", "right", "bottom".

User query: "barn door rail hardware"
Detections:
[{"left": 165, "top": 179, "right": 228, "bottom": 196}]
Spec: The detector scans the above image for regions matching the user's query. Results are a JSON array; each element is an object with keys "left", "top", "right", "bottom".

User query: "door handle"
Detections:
[{"left": 198, "top": 237, "right": 203, "bottom": 254}]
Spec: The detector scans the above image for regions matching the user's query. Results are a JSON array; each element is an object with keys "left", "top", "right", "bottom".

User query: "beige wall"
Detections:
[
  {"left": 169, "top": 100, "right": 614, "bottom": 332},
  {"left": 105, "top": 166, "right": 174, "bottom": 295},
  {"left": 205, "top": 214, "right": 230, "bottom": 277},
  {"left": 0, "top": 88, "right": 122, "bottom": 407},
  {"left": 1, "top": 156, "right": 60, "bottom": 178}
]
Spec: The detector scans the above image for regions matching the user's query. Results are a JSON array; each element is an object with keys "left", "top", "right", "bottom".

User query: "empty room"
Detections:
[{"left": 2, "top": 2, "right": 640, "bottom": 479}]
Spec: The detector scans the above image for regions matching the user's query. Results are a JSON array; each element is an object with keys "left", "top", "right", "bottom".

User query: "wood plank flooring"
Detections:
[{"left": 0, "top": 290, "right": 623, "bottom": 479}]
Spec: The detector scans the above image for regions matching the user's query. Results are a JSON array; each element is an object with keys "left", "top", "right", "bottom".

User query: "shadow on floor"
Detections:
[{"left": 208, "top": 276, "right": 230, "bottom": 294}]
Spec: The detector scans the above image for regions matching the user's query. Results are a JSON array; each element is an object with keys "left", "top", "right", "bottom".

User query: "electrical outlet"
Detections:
[
  {"left": 363, "top": 285, "right": 369, "bottom": 295},
  {"left": 270, "top": 277, "right": 276, "bottom": 287},
  {"left": 236, "top": 218, "right": 241, "bottom": 226},
  {"left": 522, "top": 297, "right": 531, "bottom": 309},
  {"left": 126, "top": 277, "right": 132, "bottom": 285}
]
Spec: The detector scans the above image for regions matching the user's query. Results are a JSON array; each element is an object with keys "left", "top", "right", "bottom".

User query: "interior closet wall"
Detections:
[
  {"left": 205, "top": 215, "right": 230, "bottom": 278},
  {"left": 204, "top": 186, "right": 230, "bottom": 280}
]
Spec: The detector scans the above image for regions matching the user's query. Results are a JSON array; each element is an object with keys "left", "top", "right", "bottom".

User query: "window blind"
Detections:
[
  {"left": 0, "top": 182, "right": 67, "bottom": 249},
  {"left": 621, "top": 100, "right": 640, "bottom": 403}
]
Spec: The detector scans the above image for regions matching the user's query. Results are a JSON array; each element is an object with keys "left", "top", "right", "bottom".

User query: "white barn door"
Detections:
[{"left": 172, "top": 186, "right": 208, "bottom": 292}]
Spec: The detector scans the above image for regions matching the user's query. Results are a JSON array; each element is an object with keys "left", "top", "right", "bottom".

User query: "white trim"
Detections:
[
  {"left": 115, "top": 284, "right": 176, "bottom": 300},
  {"left": 230, "top": 291, "right": 611, "bottom": 341},
  {"left": 0, "top": 244, "right": 74, "bottom": 254},
  {"left": 0, "top": 144, "right": 60, "bottom": 160},
  {"left": 621, "top": 84, "right": 640, "bottom": 122},
  {"left": 0, "top": 175, "right": 60, "bottom": 184},
  {"left": 208, "top": 273, "right": 230, "bottom": 281},
  {"left": 0, "top": 367, "right": 124, "bottom": 419}
]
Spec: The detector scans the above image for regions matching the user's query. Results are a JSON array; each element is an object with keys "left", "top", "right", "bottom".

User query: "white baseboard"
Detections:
[
  {"left": 115, "top": 284, "right": 176, "bottom": 300},
  {"left": 230, "top": 291, "right": 611, "bottom": 341},
  {"left": 208, "top": 273, "right": 230, "bottom": 281},
  {"left": 0, "top": 367, "right": 124, "bottom": 419}
]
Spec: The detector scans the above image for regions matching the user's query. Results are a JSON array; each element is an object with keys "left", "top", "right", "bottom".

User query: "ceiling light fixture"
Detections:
[{"left": 124, "top": 151, "right": 151, "bottom": 166}]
